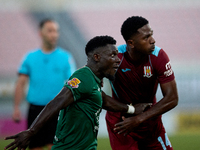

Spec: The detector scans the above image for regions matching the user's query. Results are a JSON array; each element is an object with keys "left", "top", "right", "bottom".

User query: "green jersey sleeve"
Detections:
[{"left": 64, "top": 71, "right": 93, "bottom": 101}]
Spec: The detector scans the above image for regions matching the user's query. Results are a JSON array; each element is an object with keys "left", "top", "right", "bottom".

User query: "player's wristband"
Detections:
[{"left": 127, "top": 104, "right": 135, "bottom": 114}]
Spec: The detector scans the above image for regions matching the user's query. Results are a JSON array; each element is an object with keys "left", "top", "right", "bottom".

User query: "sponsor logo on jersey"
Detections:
[
  {"left": 67, "top": 78, "right": 81, "bottom": 88},
  {"left": 122, "top": 68, "right": 131, "bottom": 72},
  {"left": 164, "top": 61, "right": 173, "bottom": 77},
  {"left": 143, "top": 66, "right": 153, "bottom": 78}
]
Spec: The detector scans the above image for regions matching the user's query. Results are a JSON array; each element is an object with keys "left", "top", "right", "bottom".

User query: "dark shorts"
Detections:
[{"left": 28, "top": 104, "right": 58, "bottom": 149}]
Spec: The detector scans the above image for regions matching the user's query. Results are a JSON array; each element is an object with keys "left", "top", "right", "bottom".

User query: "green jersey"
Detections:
[{"left": 52, "top": 66, "right": 102, "bottom": 150}]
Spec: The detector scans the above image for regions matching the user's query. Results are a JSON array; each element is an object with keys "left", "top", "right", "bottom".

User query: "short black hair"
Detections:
[
  {"left": 121, "top": 16, "right": 149, "bottom": 42},
  {"left": 39, "top": 18, "right": 55, "bottom": 29},
  {"left": 85, "top": 35, "right": 116, "bottom": 56}
]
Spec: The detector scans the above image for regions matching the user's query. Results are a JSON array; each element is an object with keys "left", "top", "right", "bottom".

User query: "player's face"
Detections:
[
  {"left": 99, "top": 44, "right": 120, "bottom": 81},
  {"left": 40, "top": 21, "right": 59, "bottom": 48},
  {"left": 131, "top": 24, "right": 155, "bottom": 55}
]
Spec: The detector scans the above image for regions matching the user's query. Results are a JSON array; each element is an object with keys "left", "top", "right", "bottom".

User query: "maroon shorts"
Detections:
[{"left": 106, "top": 112, "right": 173, "bottom": 150}]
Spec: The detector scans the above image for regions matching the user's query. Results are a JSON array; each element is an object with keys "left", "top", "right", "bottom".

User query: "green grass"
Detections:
[
  {"left": 169, "top": 132, "right": 200, "bottom": 150},
  {"left": 0, "top": 139, "right": 11, "bottom": 150},
  {"left": 1, "top": 132, "right": 200, "bottom": 150},
  {"left": 97, "top": 137, "right": 112, "bottom": 150},
  {"left": 97, "top": 132, "right": 200, "bottom": 150}
]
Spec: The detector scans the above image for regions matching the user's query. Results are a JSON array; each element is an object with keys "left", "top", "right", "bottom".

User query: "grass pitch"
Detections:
[
  {"left": 1, "top": 132, "right": 200, "bottom": 150},
  {"left": 97, "top": 132, "right": 200, "bottom": 150}
]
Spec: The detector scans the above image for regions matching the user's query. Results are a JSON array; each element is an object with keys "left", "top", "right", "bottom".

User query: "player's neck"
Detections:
[
  {"left": 127, "top": 48, "right": 146, "bottom": 62},
  {"left": 86, "top": 63, "right": 103, "bottom": 80},
  {"left": 128, "top": 51, "right": 146, "bottom": 62}
]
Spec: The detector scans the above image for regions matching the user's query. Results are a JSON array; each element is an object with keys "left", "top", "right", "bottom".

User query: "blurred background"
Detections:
[{"left": 0, "top": 0, "right": 200, "bottom": 149}]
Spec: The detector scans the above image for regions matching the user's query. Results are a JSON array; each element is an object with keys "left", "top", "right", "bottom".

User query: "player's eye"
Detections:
[
  {"left": 111, "top": 54, "right": 115, "bottom": 57},
  {"left": 144, "top": 35, "right": 149, "bottom": 41}
]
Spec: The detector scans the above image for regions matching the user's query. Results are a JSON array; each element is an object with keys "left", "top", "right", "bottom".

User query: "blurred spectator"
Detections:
[{"left": 12, "top": 18, "right": 76, "bottom": 150}]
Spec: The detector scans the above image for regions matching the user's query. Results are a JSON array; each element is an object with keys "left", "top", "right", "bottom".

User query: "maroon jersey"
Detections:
[{"left": 107, "top": 44, "right": 175, "bottom": 139}]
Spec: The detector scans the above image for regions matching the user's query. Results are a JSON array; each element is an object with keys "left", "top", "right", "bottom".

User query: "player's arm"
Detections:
[
  {"left": 12, "top": 74, "right": 28, "bottom": 123},
  {"left": 102, "top": 91, "right": 128, "bottom": 112},
  {"left": 102, "top": 91, "right": 152, "bottom": 115},
  {"left": 114, "top": 79, "right": 178, "bottom": 135},
  {"left": 4, "top": 87, "right": 74, "bottom": 150},
  {"left": 137, "top": 79, "right": 178, "bottom": 121}
]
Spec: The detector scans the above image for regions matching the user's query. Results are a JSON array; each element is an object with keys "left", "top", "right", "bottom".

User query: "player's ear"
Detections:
[
  {"left": 127, "top": 39, "right": 134, "bottom": 49},
  {"left": 93, "top": 54, "right": 100, "bottom": 62}
]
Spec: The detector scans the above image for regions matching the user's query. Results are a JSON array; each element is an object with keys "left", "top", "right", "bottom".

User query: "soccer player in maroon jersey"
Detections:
[{"left": 106, "top": 16, "right": 178, "bottom": 150}]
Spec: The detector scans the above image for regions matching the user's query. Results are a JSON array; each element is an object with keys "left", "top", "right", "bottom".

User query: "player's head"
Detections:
[
  {"left": 39, "top": 18, "right": 59, "bottom": 49},
  {"left": 121, "top": 16, "right": 155, "bottom": 55},
  {"left": 121, "top": 16, "right": 149, "bottom": 42},
  {"left": 85, "top": 35, "right": 120, "bottom": 81},
  {"left": 85, "top": 35, "right": 117, "bottom": 56}
]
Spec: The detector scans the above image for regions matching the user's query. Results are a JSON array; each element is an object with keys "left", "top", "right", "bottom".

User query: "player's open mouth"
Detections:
[{"left": 113, "top": 66, "right": 119, "bottom": 71}]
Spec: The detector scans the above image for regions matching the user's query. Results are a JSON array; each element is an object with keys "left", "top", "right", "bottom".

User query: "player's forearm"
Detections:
[
  {"left": 102, "top": 91, "right": 128, "bottom": 112},
  {"left": 138, "top": 93, "right": 178, "bottom": 123},
  {"left": 103, "top": 100, "right": 128, "bottom": 112},
  {"left": 138, "top": 80, "right": 178, "bottom": 123}
]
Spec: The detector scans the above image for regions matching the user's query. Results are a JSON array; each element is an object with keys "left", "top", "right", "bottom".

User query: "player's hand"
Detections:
[
  {"left": 4, "top": 130, "right": 32, "bottom": 150},
  {"left": 114, "top": 115, "right": 141, "bottom": 136},
  {"left": 12, "top": 107, "right": 21, "bottom": 123},
  {"left": 133, "top": 103, "right": 152, "bottom": 115}
]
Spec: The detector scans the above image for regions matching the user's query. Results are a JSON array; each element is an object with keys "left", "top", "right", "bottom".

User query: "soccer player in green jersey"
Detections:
[{"left": 4, "top": 36, "right": 151, "bottom": 150}]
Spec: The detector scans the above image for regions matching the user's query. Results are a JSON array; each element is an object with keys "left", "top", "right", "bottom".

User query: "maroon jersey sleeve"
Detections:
[{"left": 153, "top": 49, "right": 175, "bottom": 84}]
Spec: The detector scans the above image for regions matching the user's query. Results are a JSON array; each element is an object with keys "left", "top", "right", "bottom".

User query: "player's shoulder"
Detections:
[
  {"left": 150, "top": 46, "right": 168, "bottom": 58},
  {"left": 150, "top": 46, "right": 170, "bottom": 69},
  {"left": 70, "top": 66, "right": 96, "bottom": 86},
  {"left": 73, "top": 66, "right": 92, "bottom": 77},
  {"left": 151, "top": 46, "right": 162, "bottom": 57},
  {"left": 66, "top": 67, "right": 96, "bottom": 95}
]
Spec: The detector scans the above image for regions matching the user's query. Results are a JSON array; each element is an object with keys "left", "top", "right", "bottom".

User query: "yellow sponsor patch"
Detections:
[{"left": 67, "top": 78, "right": 81, "bottom": 88}]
